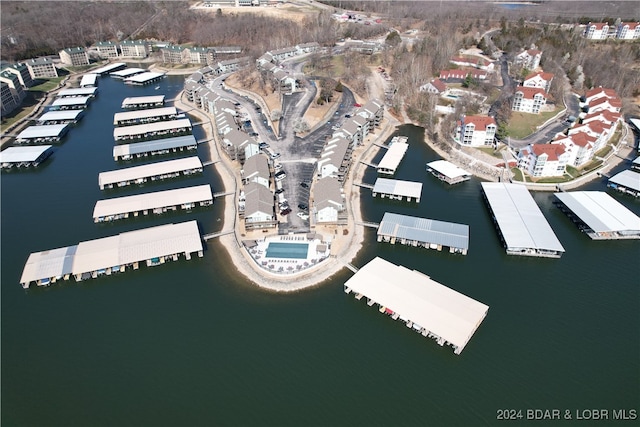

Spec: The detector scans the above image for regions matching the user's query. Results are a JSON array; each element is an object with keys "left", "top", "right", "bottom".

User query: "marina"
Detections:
[
  {"left": 376, "top": 135, "right": 408, "bottom": 175},
  {"left": 91, "top": 62, "right": 126, "bottom": 75},
  {"left": 607, "top": 169, "right": 640, "bottom": 197},
  {"left": 113, "top": 107, "right": 178, "bottom": 127},
  {"left": 426, "top": 160, "right": 471, "bottom": 184},
  {"left": 110, "top": 67, "right": 146, "bottom": 79},
  {"left": 554, "top": 191, "right": 640, "bottom": 240},
  {"left": 344, "top": 257, "right": 489, "bottom": 355},
  {"left": 481, "top": 182, "right": 565, "bottom": 258},
  {"left": 372, "top": 177, "right": 422, "bottom": 202},
  {"left": 121, "top": 95, "right": 165, "bottom": 109},
  {"left": 377, "top": 212, "right": 469, "bottom": 255},
  {"left": 35, "top": 109, "right": 84, "bottom": 125},
  {"left": 98, "top": 156, "right": 203, "bottom": 189},
  {"left": 15, "top": 124, "right": 70, "bottom": 144},
  {"left": 50, "top": 96, "right": 91, "bottom": 110},
  {"left": 1, "top": 145, "right": 53, "bottom": 169},
  {"left": 93, "top": 184, "right": 213, "bottom": 222},
  {"left": 112, "top": 134, "right": 198, "bottom": 160},
  {"left": 19, "top": 220, "right": 203, "bottom": 288},
  {"left": 124, "top": 71, "right": 166, "bottom": 86},
  {"left": 56, "top": 87, "right": 97, "bottom": 98},
  {"left": 80, "top": 73, "right": 98, "bottom": 88},
  {"left": 113, "top": 118, "right": 192, "bottom": 142}
]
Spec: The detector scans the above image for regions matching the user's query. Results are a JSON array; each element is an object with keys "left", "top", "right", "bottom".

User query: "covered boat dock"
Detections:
[
  {"left": 554, "top": 191, "right": 640, "bottom": 240},
  {"left": 113, "top": 107, "right": 178, "bottom": 127},
  {"left": 15, "top": 124, "right": 69, "bottom": 144},
  {"left": 121, "top": 95, "right": 165, "bottom": 109},
  {"left": 110, "top": 68, "right": 146, "bottom": 79},
  {"left": 113, "top": 135, "right": 198, "bottom": 160},
  {"left": 91, "top": 62, "right": 126, "bottom": 75},
  {"left": 36, "top": 110, "right": 84, "bottom": 125},
  {"left": 426, "top": 160, "right": 471, "bottom": 184},
  {"left": 377, "top": 212, "right": 469, "bottom": 254},
  {"left": 19, "top": 220, "right": 203, "bottom": 288},
  {"left": 377, "top": 136, "right": 408, "bottom": 175},
  {"left": 124, "top": 71, "right": 165, "bottom": 86},
  {"left": 113, "top": 118, "right": 192, "bottom": 142},
  {"left": 343, "top": 257, "right": 489, "bottom": 355},
  {"left": 93, "top": 184, "right": 213, "bottom": 222},
  {"left": 80, "top": 73, "right": 98, "bottom": 88},
  {"left": 50, "top": 96, "right": 91, "bottom": 110},
  {"left": 1, "top": 145, "right": 53, "bottom": 169},
  {"left": 481, "top": 182, "right": 565, "bottom": 258},
  {"left": 607, "top": 170, "right": 640, "bottom": 198},
  {"left": 56, "top": 87, "right": 97, "bottom": 98},
  {"left": 372, "top": 177, "right": 422, "bottom": 202},
  {"left": 98, "top": 156, "right": 203, "bottom": 189}
]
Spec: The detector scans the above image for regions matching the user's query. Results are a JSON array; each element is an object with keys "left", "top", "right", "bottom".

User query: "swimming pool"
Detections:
[{"left": 265, "top": 242, "right": 309, "bottom": 259}]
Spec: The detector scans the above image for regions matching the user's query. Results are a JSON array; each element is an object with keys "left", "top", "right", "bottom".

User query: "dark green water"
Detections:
[{"left": 2, "top": 76, "right": 639, "bottom": 427}]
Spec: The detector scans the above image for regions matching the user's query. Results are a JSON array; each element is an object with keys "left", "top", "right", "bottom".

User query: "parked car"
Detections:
[
  {"left": 275, "top": 171, "right": 286, "bottom": 181},
  {"left": 300, "top": 182, "right": 309, "bottom": 188},
  {"left": 275, "top": 188, "right": 285, "bottom": 194},
  {"left": 280, "top": 208, "right": 292, "bottom": 216},
  {"left": 259, "top": 142, "right": 269, "bottom": 149},
  {"left": 297, "top": 203, "right": 308, "bottom": 211}
]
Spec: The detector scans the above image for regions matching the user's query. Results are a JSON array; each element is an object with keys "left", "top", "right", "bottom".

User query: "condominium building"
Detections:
[
  {"left": 25, "top": 57, "right": 58, "bottom": 79},
  {"left": 59, "top": 47, "right": 90, "bottom": 66},
  {"left": 455, "top": 115, "right": 496, "bottom": 147}
]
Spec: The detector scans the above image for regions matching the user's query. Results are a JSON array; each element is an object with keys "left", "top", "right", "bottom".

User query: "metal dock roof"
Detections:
[
  {"left": 427, "top": 160, "right": 471, "bottom": 179},
  {"left": 378, "top": 212, "right": 469, "bottom": 250},
  {"left": 1, "top": 145, "right": 53, "bottom": 163},
  {"left": 113, "top": 118, "right": 192, "bottom": 140},
  {"left": 373, "top": 177, "right": 422, "bottom": 199},
  {"left": 124, "top": 71, "right": 165, "bottom": 84},
  {"left": 20, "top": 245, "right": 78, "bottom": 286},
  {"left": 16, "top": 124, "right": 69, "bottom": 139},
  {"left": 93, "top": 184, "right": 212, "bottom": 219},
  {"left": 377, "top": 140, "right": 408, "bottom": 174},
  {"left": 113, "top": 107, "right": 177, "bottom": 125},
  {"left": 554, "top": 191, "right": 640, "bottom": 234},
  {"left": 51, "top": 96, "right": 91, "bottom": 107},
  {"left": 110, "top": 68, "right": 146, "bottom": 78},
  {"left": 608, "top": 170, "right": 640, "bottom": 192},
  {"left": 481, "top": 182, "right": 565, "bottom": 254},
  {"left": 91, "top": 62, "right": 126, "bottom": 75},
  {"left": 56, "top": 87, "right": 97, "bottom": 97},
  {"left": 121, "top": 95, "right": 165, "bottom": 108},
  {"left": 344, "top": 257, "right": 488, "bottom": 354},
  {"left": 80, "top": 74, "right": 97, "bottom": 87},
  {"left": 113, "top": 135, "right": 197, "bottom": 159},
  {"left": 36, "top": 110, "right": 83, "bottom": 123},
  {"left": 98, "top": 156, "right": 202, "bottom": 188}
]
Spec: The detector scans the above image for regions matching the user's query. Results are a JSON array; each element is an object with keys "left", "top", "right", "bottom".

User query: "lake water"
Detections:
[{"left": 2, "top": 75, "right": 638, "bottom": 426}]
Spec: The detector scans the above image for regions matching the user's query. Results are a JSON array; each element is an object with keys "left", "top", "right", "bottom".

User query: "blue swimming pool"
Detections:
[{"left": 265, "top": 242, "right": 309, "bottom": 259}]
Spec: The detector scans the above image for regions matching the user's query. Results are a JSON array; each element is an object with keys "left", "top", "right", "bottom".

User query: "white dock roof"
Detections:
[
  {"left": 92, "top": 62, "right": 126, "bottom": 75},
  {"left": 56, "top": 87, "right": 97, "bottom": 97},
  {"left": 481, "top": 182, "right": 565, "bottom": 253},
  {"left": 377, "top": 141, "right": 408, "bottom": 173},
  {"left": 36, "top": 110, "right": 83, "bottom": 122},
  {"left": 121, "top": 95, "right": 165, "bottom": 108},
  {"left": 98, "top": 156, "right": 202, "bottom": 188},
  {"left": 427, "top": 160, "right": 471, "bottom": 179},
  {"left": 72, "top": 221, "right": 202, "bottom": 276},
  {"left": 554, "top": 191, "right": 640, "bottom": 234},
  {"left": 111, "top": 68, "right": 146, "bottom": 78},
  {"left": 345, "top": 257, "right": 488, "bottom": 354},
  {"left": 378, "top": 212, "right": 469, "bottom": 250},
  {"left": 20, "top": 245, "right": 78, "bottom": 285},
  {"left": 16, "top": 124, "right": 68, "bottom": 139},
  {"left": 1, "top": 145, "right": 52, "bottom": 163},
  {"left": 80, "top": 74, "right": 97, "bottom": 87},
  {"left": 373, "top": 177, "right": 422, "bottom": 199},
  {"left": 113, "top": 118, "right": 192, "bottom": 140},
  {"left": 113, "top": 107, "right": 177, "bottom": 125},
  {"left": 51, "top": 96, "right": 91, "bottom": 107},
  {"left": 609, "top": 170, "right": 640, "bottom": 192},
  {"left": 93, "top": 184, "right": 212, "bottom": 219},
  {"left": 124, "top": 71, "right": 165, "bottom": 84},
  {"left": 113, "top": 135, "right": 197, "bottom": 158},
  {"left": 633, "top": 157, "right": 640, "bottom": 167}
]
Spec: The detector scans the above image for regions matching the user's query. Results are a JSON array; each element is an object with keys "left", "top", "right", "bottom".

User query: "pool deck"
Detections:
[{"left": 246, "top": 235, "right": 331, "bottom": 274}]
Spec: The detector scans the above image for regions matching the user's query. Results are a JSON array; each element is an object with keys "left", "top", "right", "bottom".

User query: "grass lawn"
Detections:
[
  {"left": 507, "top": 108, "right": 561, "bottom": 139},
  {"left": 536, "top": 174, "right": 573, "bottom": 183},
  {"left": 29, "top": 76, "right": 66, "bottom": 93},
  {"left": 511, "top": 167, "right": 526, "bottom": 182},
  {"left": 594, "top": 145, "right": 612, "bottom": 158},
  {"left": 476, "top": 145, "right": 504, "bottom": 158}
]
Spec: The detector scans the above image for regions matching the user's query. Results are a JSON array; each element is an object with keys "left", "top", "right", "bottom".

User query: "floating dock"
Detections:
[
  {"left": 80, "top": 73, "right": 98, "bottom": 88},
  {"left": 377, "top": 212, "right": 469, "bottom": 254},
  {"left": 50, "top": 96, "right": 91, "bottom": 110},
  {"left": 377, "top": 136, "right": 408, "bottom": 175},
  {"left": 124, "top": 71, "right": 165, "bottom": 86},
  {"left": 121, "top": 95, "right": 165, "bottom": 109},
  {"left": 1, "top": 145, "right": 53, "bottom": 169},
  {"left": 426, "top": 160, "right": 471, "bottom": 185},
  {"left": 110, "top": 68, "right": 146, "bottom": 79},
  {"left": 113, "top": 107, "right": 178, "bottom": 127},
  {"left": 15, "top": 124, "right": 69, "bottom": 144},
  {"left": 93, "top": 184, "right": 213, "bottom": 222},
  {"left": 98, "top": 156, "right": 203, "bottom": 189},
  {"left": 19, "top": 220, "right": 203, "bottom": 289},
  {"left": 554, "top": 191, "right": 640, "bottom": 240},
  {"left": 35, "top": 110, "right": 84, "bottom": 125},
  {"left": 481, "top": 182, "right": 565, "bottom": 258},
  {"left": 607, "top": 170, "right": 640, "bottom": 198},
  {"left": 113, "top": 118, "right": 192, "bottom": 142},
  {"left": 372, "top": 177, "right": 422, "bottom": 202},
  {"left": 632, "top": 156, "right": 640, "bottom": 172},
  {"left": 91, "top": 62, "right": 126, "bottom": 75},
  {"left": 113, "top": 135, "right": 198, "bottom": 161},
  {"left": 344, "top": 257, "right": 488, "bottom": 355},
  {"left": 56, "top": 87, "right": 97, "bottom": 98}
]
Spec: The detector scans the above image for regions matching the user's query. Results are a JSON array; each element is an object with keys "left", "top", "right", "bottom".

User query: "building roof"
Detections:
[
  {"left": 51, "top": 96, "right": 91, "bottom": 107},
  {"left": 570, "top": 132, "right": 596, "bottom": 148},
  {"left": 16, "top": 124, "right": 69, "bottom": 139},
  {"left": 98, "top": 156, "right": 202, "bottom": 188},
  {"left": 481, "top": 182, "right": 565, "bottom": 253},
  {"left": 124, "top": 71, "right": 165, "bottom": 84},
  {"left": 113, "top": 107, "right": 177, "bottom": 124},
  {"left": 373, "top": 177, "right": 422, "bottom": 199},
  {"left": 57, "top": 87, "right": 97, "bottom": 97},
  {"left": 531, "top": 143, "right": 565, "bottom": 160},
  {"left": 113, "top": 118, "right": 192, "bottom": 140},
  {"left": 242, "top": 154, "right": 270, "bottom": 182},
  {"left": 343, "top": 257, "right": 488, "bottom": 354},
  {"left": 1, "top": 145, "right": 53, "bottom": 163},
  {"left": 426, "top": 160, "right": 470, "bottom": 179},
  {"left": 121, "top": 95, "right": 165, "bottom": 108},
  {"left": 113, "top": 135, "right": 197, "bottom": 158},
  {"left": 20, "top": 245, "right": 78, "bottom": 285},
  {"left": 608, "top": 170, "right": 640, "bottom": 192},
  {"left": 524, "top": 71, "right": 554, "bottom": 82},
  {"left": 378, "top": 212, "right": 469, "bottom": 250},
  {"left": 80, "top": 74, "right": 97, "bottom": 87},
  {"left": 587, "top": 22, "right": 609, "bottom": 30},
  {"left": 515, "top": 86, "right": 546, "bottom": 99},
  {"left": 36, "top": 110, "right": 83, "bottom": 122},
  {"left": 314, "top": 176, "right": 343, "bottom": 211},
  {"left": 585, "top": 87, "right": 618, "bottom": 100},
  {"left": 223, "top": 129, "right": 251, "bottom": 148},
  {"left": 244, "top": 182, "right": 274, "bottom": 217},
  {"left": 555, "top": 191, "right": 640, "bottom": 233},
  {"left": 462, "top": 115, "right": 496, "bottom": 130},
  {"left": 93, "top": 184, "right": 212, "bottom": 218},
  {"left": 110, "top": 68, "right": 146, "bottom": 78},
  {"left": 377, "top": 140, "right": 409, "bottom": 173}
]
